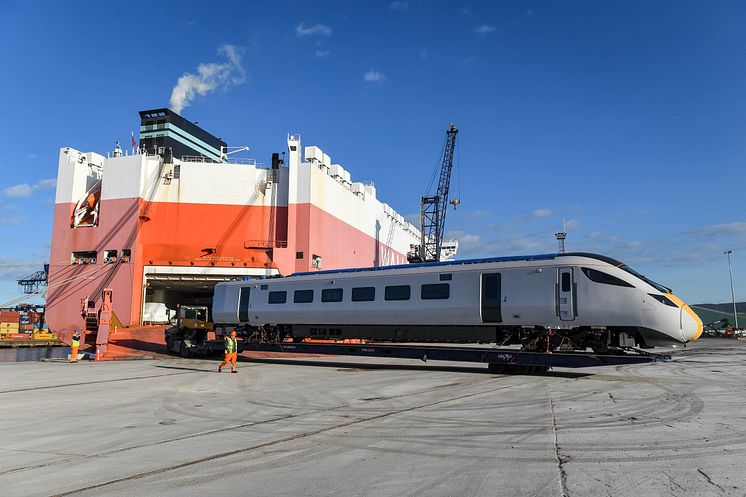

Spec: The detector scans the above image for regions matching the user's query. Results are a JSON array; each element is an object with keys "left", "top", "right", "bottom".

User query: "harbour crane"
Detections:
[{"left": 407, "top": 124, "right": 460, "bottom": 263}]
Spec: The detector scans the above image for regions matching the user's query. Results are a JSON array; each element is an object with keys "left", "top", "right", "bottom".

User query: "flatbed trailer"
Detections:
[{"left": 166, "top": 331, "right": 671, "bottom": 373}]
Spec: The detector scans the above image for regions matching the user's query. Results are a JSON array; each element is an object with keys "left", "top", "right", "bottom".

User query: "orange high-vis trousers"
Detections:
[
  {"left": 70, "top": 345, "right": 79, "bottom": 363},
  {"left": 219, "top": 352, "right": 237, "bottom": 371}
]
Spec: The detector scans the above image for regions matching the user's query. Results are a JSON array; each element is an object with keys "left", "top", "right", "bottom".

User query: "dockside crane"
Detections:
[{"left": 407, "top": 124, "right": 460, "bottom": 263}]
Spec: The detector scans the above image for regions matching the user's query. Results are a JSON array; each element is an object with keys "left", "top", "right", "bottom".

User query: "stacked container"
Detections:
[{"left": 0, "top": 311, "right": 22, "bottom": 340}]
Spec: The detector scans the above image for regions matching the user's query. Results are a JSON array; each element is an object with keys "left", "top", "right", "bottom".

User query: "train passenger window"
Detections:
[
  {"left": 321, "top": 288, "right": 343, "bottom": 302},
  {"left": 421, "top": 283, "right": 450, "bottom": 300},
  {"left": 439, "top": 274, "right": 452, "bottom": 281},
  {"left": 352, "top": 287, "right": 375, "bottom": 301},
  {"left": 238, "top": 287, "right": 250, "bottom": 322},
  {"left": 268, "top": 291, "right": 287, "bottom": 304},
  {"left": 385, "top": 285, "right": 410, "bottom": 301},
  {"left": 581, "top": 268, "right": 634, "bottom": 287},
  {"left": 561, "top": 272, "right": 571, "bottom": 292},
  {"left": 294, "top": 289, "right": 314, "bottom": 303}
]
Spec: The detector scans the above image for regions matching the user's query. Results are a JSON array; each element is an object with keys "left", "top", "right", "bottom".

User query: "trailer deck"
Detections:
[{"left": 169, "top": 332, "right": 671, "bottom": 371}]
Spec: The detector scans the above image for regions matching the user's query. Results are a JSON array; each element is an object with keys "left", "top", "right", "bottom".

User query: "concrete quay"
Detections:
[{"left": 0, "top": 338, "right": 743, "bottom": 496}]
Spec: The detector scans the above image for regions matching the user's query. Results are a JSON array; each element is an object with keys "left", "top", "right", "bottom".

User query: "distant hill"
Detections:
[
  {"left": 690, "top": 302, "right": 746, "bottom": 327},
  {"left": 693, "top": 302, "right": 746, "bottom": 313}
]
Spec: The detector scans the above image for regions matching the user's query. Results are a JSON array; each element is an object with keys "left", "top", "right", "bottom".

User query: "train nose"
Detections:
[
  {"left": 680, "top": 304, "right": 703, "bottom": 342},
  {"left": 665, "top": 294, "right": 703, "bottom": 342}
]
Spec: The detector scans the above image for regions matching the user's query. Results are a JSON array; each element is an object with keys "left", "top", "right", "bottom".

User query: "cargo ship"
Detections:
[{"left": 46, "top": 109, "right": 421, "bottom": 343}]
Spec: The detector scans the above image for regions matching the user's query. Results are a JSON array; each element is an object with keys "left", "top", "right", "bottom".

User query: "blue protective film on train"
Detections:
[{"left": 289, "top": 253, "right": 560, "bottom": 277}]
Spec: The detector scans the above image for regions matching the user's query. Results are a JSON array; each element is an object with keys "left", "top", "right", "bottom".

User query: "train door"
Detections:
[
  {"left": 481, "top": 273, "right": 502, "bottom": 322},
  {"left": 238, "top": 286, "right": 251, "bottom": 322},
  {"left": 557, "top": 268, "right": 575, "bottom": 321}
]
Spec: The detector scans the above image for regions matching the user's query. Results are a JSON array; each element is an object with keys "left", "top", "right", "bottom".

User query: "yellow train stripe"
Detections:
[{"left": 665, "top": 293, "right": 704, "bottom": 340}]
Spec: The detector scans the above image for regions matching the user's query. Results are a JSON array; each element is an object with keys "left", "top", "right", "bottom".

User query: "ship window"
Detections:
[
  {"left": 104, "top": 250, "right": 118, "bottom": 264},
  {"left": 260, "top": 284, "right": 268, "bottom": 290},
  {"left": 321, "top": 288, "right": 343, "bottom": 302},
  {"left": 268, "top": 291, "right": 287, "bottom": 304},
  {"left": 648, "top": 293, "right": 678, "bottom": 307},
  {"left": 121, "top": 249, "right": 131, "bottom": 263},
  {"left": 385, "top": 285, "right": 410, "bottom": 301},
  {"left": 294, "top": 289, "right": 314, "bottom": 303},
  {"left": 71, "top": 251, "right": 97, "bottom": 265},
  {"left": 581, "top": 268, "right": 634, "bottom": 287},
  {"left": 352, "top": 287, "right": 375, "bottom": 302},
  {"left": 296, "top": 252, "right": 304, "bottom": 259},
  {"left": 439, "top": 274, "right": 452, "bottom": 281},
  {"left": 421, "top": 283, "right": 450, "bottom": 300}
]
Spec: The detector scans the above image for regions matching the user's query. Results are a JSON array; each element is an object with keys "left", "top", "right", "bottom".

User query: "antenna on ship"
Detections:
[{"left": 555, "top": 219, "right": 567, "bottom": 253}]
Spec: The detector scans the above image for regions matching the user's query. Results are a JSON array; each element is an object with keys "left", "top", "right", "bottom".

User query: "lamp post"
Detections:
[{"left": 724, "top": 250, "right": 738, "bottom": 329}]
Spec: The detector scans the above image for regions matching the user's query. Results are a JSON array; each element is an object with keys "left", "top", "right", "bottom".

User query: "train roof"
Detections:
[
  {"left": 287, "top": 252, "right": 671, "bottom": 293},
  {"left": 289, "top": 252, "right": 611, "bottom": 278}
]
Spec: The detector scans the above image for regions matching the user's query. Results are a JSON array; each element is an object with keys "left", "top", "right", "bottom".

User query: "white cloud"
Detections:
[
  {"left": 25, "top": 154, "right": 37, "bottom": 160},
  {"left": 296, "top": 23, "right": 332, "bottom": 37},
  {"left": 687, "top": 222, "right": 746, "bottom": 237},
  {"left": 4, "top": 184, "right": 32, "bottom": 198},
  {"left": 474, "top": 25, "right": 496, "bottom": 35},
  {"left": 515, "top": 208, "right": 552, "bottom": 221},
  {"left": 363, "top": 69, "right": 386, "bottom": 82},
  {"left": 460, "top": 8, "right": 472, "bottom": 15},
  {"left": 565, "top": 219, "right": 581, "bottom": 230},
  {"left": 389, "top": 1, "right": 409, "bottom": 11},
  {"left": 169, "top": 44, "right": 246, "bottom": 114},
  {"left": 3, "top": 178, "right": 56, "bottom": 198},
  {"left": 314, "top": 49, "right": 330, "bottom": 58}
]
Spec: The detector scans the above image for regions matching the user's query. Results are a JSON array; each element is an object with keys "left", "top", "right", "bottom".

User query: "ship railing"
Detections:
[{"left": 180, "top": 155, "right": 259, "bottom": 166}]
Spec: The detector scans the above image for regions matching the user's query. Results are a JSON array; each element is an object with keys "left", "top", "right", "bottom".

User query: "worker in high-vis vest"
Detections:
[
  {"left": 70, "top": 329, "right": 81, "bottom": 363},
  {"left": 218, "top": 330, "right": 238, "bottom": 373}
]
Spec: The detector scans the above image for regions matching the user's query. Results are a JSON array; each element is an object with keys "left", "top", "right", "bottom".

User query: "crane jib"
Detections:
[{"left": 419, "top": 124, "right": 458, "bottom": 263}]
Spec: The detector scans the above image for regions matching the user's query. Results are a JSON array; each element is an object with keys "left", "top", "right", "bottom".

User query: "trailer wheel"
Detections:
[
  {"left": 488, "top": 363, "right": 505, "bottom": 374},
  {"left": 179, "top": 342, "right": 191, "bottom": 358}
]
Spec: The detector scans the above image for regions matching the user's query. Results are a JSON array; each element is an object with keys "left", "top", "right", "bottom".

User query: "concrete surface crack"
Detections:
[
  {"left": 664, "top": 470, "right": 685, "bottom": 492},
  {"left": 548, "top": 385, "right": 569, "bottom": 497},
  {"left": 697, "top": 468, "right": 725, "bottom": 493}
]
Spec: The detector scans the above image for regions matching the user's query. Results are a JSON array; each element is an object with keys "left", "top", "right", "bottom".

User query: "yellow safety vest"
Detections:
[
  {"left": 72, "top": 336, "right": 81, "bottom": 347},
  {"left": 225, "top": 337, "right": 237, "bottom": 353}
]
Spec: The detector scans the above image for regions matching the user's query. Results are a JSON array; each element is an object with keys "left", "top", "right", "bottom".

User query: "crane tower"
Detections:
[{"left": 408, "top": 124, "right": 459, "bottom": 263}]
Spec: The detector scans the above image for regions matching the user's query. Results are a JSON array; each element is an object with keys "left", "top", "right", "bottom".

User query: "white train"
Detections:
[{"left": 212, "top": 253, "right": 703, "bottom": 352}]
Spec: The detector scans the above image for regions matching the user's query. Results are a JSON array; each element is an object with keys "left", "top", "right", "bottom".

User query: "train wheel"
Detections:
[{"left": 179, "top": 342, "right": 191, "bottom": 358}]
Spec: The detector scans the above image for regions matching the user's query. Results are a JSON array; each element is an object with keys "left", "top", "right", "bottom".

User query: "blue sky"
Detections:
[{"left": 0, "top": 0, "right": 744, "bottom": 306}]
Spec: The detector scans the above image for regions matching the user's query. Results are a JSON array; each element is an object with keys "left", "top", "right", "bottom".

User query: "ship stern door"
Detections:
[{"left": 557, "top": 268, "right": 575, "bottom": 321}]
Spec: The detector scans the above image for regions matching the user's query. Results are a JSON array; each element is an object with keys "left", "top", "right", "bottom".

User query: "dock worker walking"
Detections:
[
  {"left": 218, "top": 330, "right": 238, "bottom": 373},
  {"left": 70, "top": 329, "right": 81, "bottom": 363}
]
